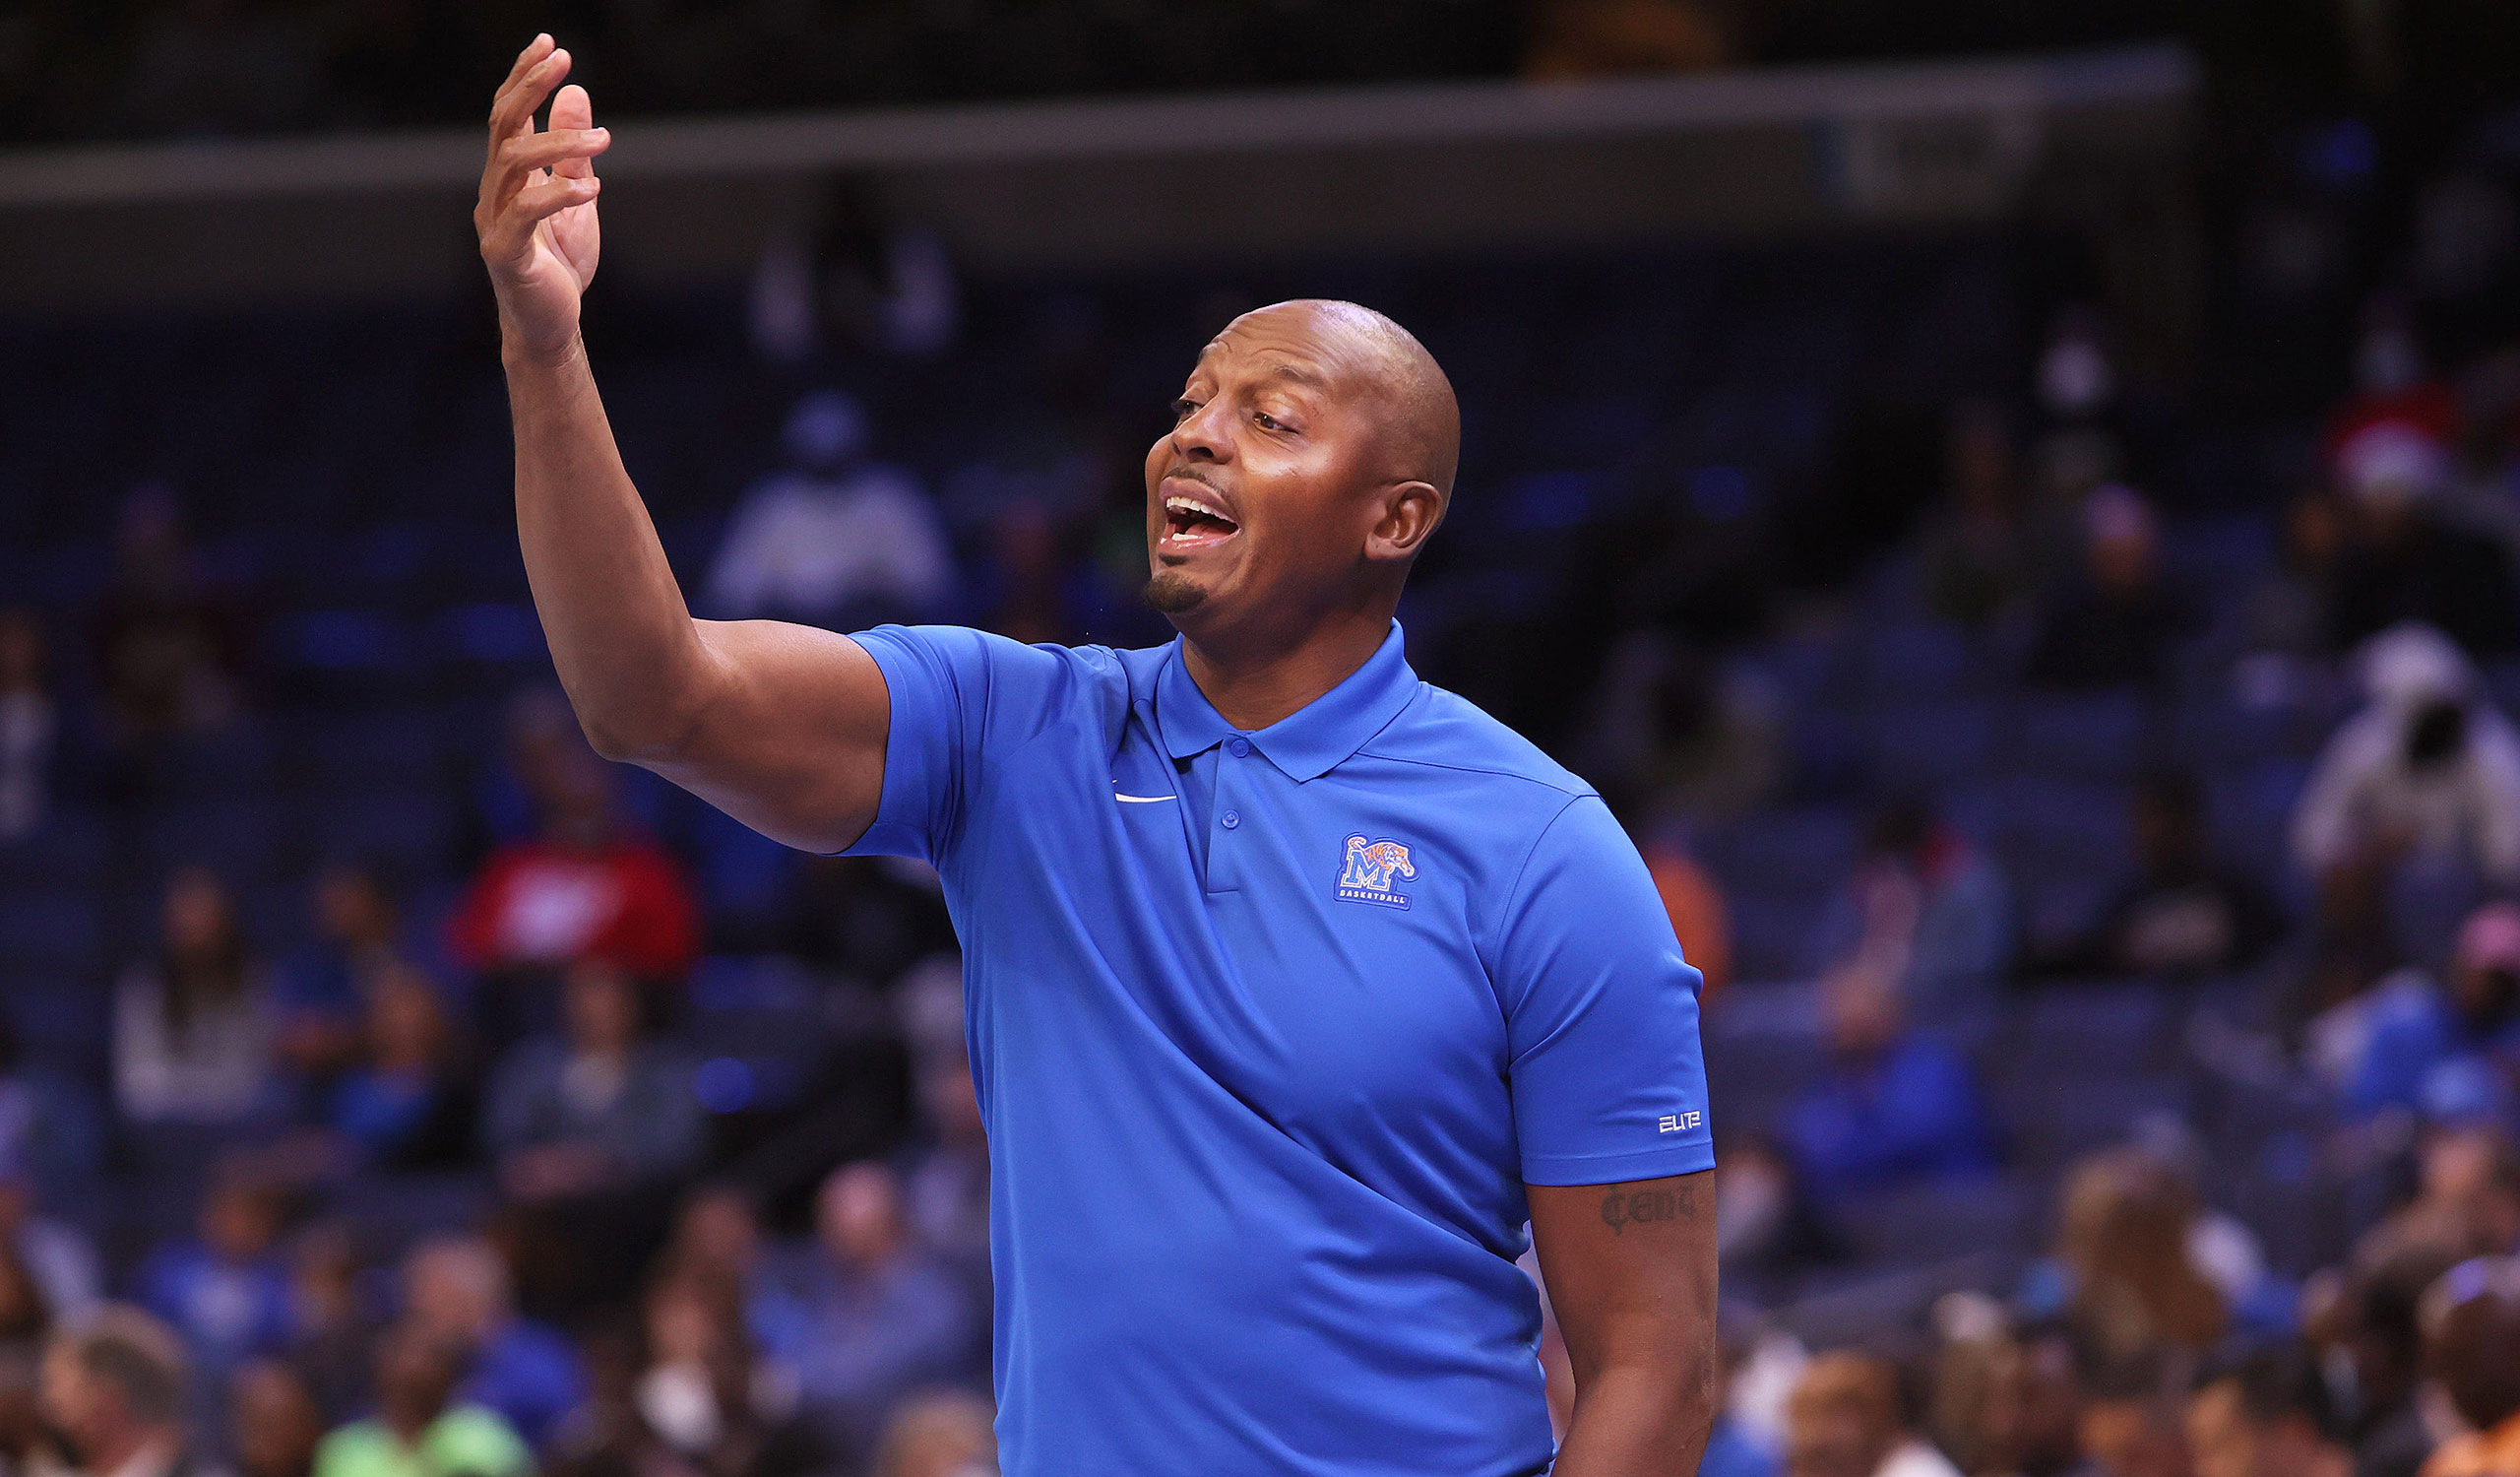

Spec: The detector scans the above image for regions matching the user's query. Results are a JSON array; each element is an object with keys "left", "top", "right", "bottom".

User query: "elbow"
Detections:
[
  {"left": 573, "top": 683, "right": 713, "bottom": 767},
  {"left": 577, "top": 712, "right": 647, "bottom": 764}
]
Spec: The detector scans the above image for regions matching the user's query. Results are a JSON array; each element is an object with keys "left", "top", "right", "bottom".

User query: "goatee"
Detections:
[{"left": 1142, "top": 572, "right": 1207, "bottom": 614}]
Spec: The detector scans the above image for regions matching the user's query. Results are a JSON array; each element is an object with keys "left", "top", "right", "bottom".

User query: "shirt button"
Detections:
[
  {"left": 1228, "top": 738, "right": 1251, "bottom": 758},
  {"left": 1222, "top": 809, "right": 1241, "bottom": 829}
]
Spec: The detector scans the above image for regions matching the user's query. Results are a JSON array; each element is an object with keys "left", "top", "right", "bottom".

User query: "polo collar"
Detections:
[{"left": 1154, "top": 621, "right": 1419, "bottom": 782}]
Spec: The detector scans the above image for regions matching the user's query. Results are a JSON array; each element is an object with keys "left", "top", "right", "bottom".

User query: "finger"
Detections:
[
  {"left": 549, "top": 85, "right": 598, "bottom": 180},
  {"left": 506, "top": 174, "right": 601, "bottom": 232},
  {"left": 486, "top": 33, "right": 557, "bottom": 138},
  {"left": 499, "top": 128, "right": 609, "bottom": 184},
  {"left": 489, "top": 46, "right": 572, "bottom": 147},
  {"left": 483, "top": 174, "right": 598, "bottom": 264}
]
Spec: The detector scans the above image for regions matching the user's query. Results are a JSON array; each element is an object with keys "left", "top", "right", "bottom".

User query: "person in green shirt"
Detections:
[{"left": 313, "top": 1323, "right": 534, "bottom": 1477}]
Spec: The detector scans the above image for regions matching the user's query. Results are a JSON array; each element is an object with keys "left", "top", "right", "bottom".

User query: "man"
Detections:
[
  {"left": 310, "top": 1325, "right": 530, "bottom": 1477},
  {"left": 400, "top": 1237, "right": 582, "bottom": 1449},
  {"left": 754, "top": 1162, "right": 979, "bottom": 1452},
  {"left": 229, "top": 1361, "right": 326, "bottom": 1477},
  {"left": 1782, "top": 1353, "right": 1957, "bottom": 1477},
  {"left": 2421, "top": 1257, "right": 2520, "bottom": 1476},
  {"left": 2184, "top": 1346, "right": 2354, "bottom": 1477},
  {"left": 39, "top": 1308, "right": 211, "bottom": 1477},
  {"left": 701, "top": 390, "right": 958, "bottom": 627},
  {"left": 473, "top": 34, "right": 1716, "bottom": 1475}
]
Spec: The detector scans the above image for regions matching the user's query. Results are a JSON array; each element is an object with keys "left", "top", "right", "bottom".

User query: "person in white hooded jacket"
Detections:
[{"left": 2292, "top": 622, "right": 2520, "bottom": 889}]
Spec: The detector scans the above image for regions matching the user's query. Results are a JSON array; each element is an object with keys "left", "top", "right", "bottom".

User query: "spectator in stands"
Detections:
[
  {"left": 475, "top": 686, "right": 592, "bottom": 851},
  {"left": 2021, "top": 1149, "right": 2226, "bottom": 1366},
  {"left": 2340, "top": 904, "right": 2520, "bottom": 1121},
  {"left": 895, "top": 969, "right": 988, "bottom": 1299},
  {"left": 41, "top": 1308, "right": 212, "bottom": 1477},
  {"left": 449, "top": 740, "right": 698, "bottom": 1037},
  {"left": 0, "top": 1014, "right": 107, "bottom": 1197},
  {"left": 1783, "top": 1350, "right": 1959, "bottom": 1477},
  {"left": 400, "top": 1238, "right": 582, "bottom": 1450},
  {"left": 703, "top": 391, "right": 957, "bottom": 628},
  {"left": 633, "top": 1259, "right": 790, "bottom": 1476},
  {"left": 272, "top": 864, "right": 406, "bottom": 1104},
  {"left": 134, "top": 1175, "right": 292, "bottom": 1378},
  {"left": 0, "top": 1237, "right": 50, "bottom": 1360},
  {"left": 0, "top": 1170, "right": 99, "bottom": 1327},
  {"left": 2326, "top": 419, "right": 2520, "bottom": 658},
  {"left": 283, "top": 1224, "right": 377, "bottom": 1425},
  {"left": 310, "top": 1323, "right": 528, "bottom": 1477},
  {"left": 0, "top": 1345, "right": 46, "bottom": 1477},
  {"left": 325, "top": 963, "right": 472, "bottom": 1173},
  {"left": 2027, "top": 306, "right": 2126, "bottom": 523},
  {"left": 93, "top": 485, "right": 245, "bottom": 747},
  {"left": 2058, "top": 772, "right": 2285, "bottom": 979},
  {"left": 1587, "top": 634, "right": 1784, "bottom": 830},
  {"left": 2232, "top": 490, "right": 2347, "bottom": 685},
  {"left": 1926, "top": 1320, "right": 2084, "bottom": 1477},
  {"left": 2026, "top": 484, "right": 2193, "bottom": 690},
  {"left": 1916, "top": 400, "right": 2032, "bottom": 629},
  {"left": 2330, "top": 299, "right": 2461, "bottom": 457},
  {"left": 483, "top": 958, "right": 702, "bottom": 1203},
  {"left": 229, "top": 1361, "right": 322, "bottom": 1477},
  {"left": 2359, "top": 1127, "right": 2520, "bottom": 1271},
  {"left": 2301, "top": 1245, "right": 2459, "bottom": 1477},
  {"left": 2418, "top": 1257, "right": 2520, "bottom": 1476},
  {"left": 1643, "top": 829, "right": 1732, "bottom": 999},
  {"left": 1712, "top": 1134, "right": 1847, "bottom": 1295},
  {"left": 1807, "top": 800, "right": 2013, "bottom": 1024},
  {"left": 868, "top": 1389, "right": 995, "bottom": 1477},
  {"left": 666, "top": 1185, "right": 763, "bottom": 1292},
  {"left": 0, "top": 608, "right": 54, "bottom": 843},
  {"left": 969, "top": 497, "right": 1086, "bottom": 647},
  {"left": 2184, "top": 1345, "right": 2354, "bottom": 1477},
  {"left": 2294, "top": 623, "right": 2520, "bottom": 891},
  {"left": 2072, "top": 1352, "right": 2190, "bottom": 1477},
  {"left": 758, "top": 1162, "right": 978, "bottom": 1456},
  {"left": 115, "top": 866, "right": 276, "bottom": 1126},
  {"left": 1782, "top": 972, "right": 1995, "bottom": 1206}
]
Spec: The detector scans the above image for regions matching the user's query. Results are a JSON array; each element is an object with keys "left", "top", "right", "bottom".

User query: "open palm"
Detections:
[{"left": 474, "top": 35, "right": 610, "bottom": 360}]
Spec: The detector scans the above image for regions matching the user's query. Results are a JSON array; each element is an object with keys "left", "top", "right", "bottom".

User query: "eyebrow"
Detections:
[{"left": 1254, "top": 360, "right": 1330, "bottom": 391}]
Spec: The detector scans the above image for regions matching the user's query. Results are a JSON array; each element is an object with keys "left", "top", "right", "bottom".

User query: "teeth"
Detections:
[{"left": 1165, "top": 494, "right": 1233, "bottom": 525}]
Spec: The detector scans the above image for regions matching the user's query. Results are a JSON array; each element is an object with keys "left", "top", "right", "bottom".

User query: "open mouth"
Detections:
[{"left": 1161, "top": 491, "right": 1241, "bottom": 549}]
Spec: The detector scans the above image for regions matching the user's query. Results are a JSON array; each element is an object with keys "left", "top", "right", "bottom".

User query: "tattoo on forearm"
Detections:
[{"left": 1599, "top": 1182, "right": 1696, "bottom": 1235}]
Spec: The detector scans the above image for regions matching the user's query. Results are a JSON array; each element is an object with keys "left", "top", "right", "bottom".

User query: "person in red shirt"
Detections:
[{"left": 449, "top": 739, "right": 698, "bottom": 995}]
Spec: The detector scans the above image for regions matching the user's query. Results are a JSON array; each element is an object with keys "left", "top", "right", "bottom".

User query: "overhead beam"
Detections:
[{"left": 0, "top": 43, "right": 2195, "bottom": 307}]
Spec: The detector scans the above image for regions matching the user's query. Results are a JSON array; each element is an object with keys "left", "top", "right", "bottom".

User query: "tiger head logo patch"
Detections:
[{"left": 1337, "top": 835, "right": 1416, "bottom": 910}]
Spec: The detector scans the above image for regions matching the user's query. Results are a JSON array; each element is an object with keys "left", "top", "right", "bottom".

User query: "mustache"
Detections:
[{"left": 1160, "top": 465, "right": 1225, "bottom": 493}]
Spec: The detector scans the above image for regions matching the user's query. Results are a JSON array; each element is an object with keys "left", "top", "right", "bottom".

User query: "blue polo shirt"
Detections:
[{"left": 845, "top": 619, "right": 1712, "bottom": 1476}]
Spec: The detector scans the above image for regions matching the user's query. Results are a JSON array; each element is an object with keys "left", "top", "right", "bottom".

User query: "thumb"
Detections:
[{"left": 551, "top": 84, "right": 596, "bottom": 179}]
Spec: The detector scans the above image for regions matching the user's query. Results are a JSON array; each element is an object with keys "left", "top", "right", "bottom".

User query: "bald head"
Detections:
[
  {"left": 1225, "top": 300, "right": 1459, "bottom": 499},
  {"left": 1147, "top": 297, "right": 1459, "bottom": 670}
]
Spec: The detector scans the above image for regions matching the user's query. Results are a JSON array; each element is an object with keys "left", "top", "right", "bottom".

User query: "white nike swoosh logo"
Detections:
[{"left": 1113, "top": 793, "right": 1176, "bottom": 803}]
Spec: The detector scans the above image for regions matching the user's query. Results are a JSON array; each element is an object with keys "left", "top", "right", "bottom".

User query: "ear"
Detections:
[{"left": 1364, "top": 481, "right": 1445, "bottom": 563}]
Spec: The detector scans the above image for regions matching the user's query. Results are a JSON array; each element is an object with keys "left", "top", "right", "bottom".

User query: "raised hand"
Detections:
[{"left": 474, "top": 34, "right": 610, "bottom": 363}]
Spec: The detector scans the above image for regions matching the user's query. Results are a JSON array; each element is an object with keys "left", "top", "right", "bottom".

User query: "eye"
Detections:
[
  {"left": 1170, "top": 398, "right": 1198, "bottom": 422},
  {"left": 1253, "top": 411, "right": 1284, "bottom": 431}
]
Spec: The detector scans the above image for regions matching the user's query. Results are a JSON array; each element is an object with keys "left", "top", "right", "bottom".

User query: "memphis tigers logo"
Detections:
[{"left": 1337, "top": 835, "right": 1416, "bottom": 909}]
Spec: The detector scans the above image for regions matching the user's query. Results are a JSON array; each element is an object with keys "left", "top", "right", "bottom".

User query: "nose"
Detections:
[{"left": 1169, "top": 397, "right": 1233, "bottom": 465}]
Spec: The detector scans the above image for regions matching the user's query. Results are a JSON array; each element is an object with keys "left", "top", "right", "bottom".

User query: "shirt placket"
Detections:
[{"left": 1207, "top": 735, "right": 1254, "bottom": 895}]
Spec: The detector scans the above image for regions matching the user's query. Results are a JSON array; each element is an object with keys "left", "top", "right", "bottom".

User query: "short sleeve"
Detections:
[
  {"left": 1494, "top": 796, "right": 1715, "bottom": 1186},
  {"left": 842, "top": 624, "right": 1107, "bottom": 866}
]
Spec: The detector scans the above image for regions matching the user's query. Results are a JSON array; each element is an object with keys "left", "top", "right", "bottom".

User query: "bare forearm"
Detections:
[
  {"left": 504, "top": 332, "right": 712, "bottom": 757},
  {"left": 1549, "top": 1363, "right": 1714, "bottom": 1477},
  {"left": 1529, "top": 1173, "right": 1719, "bottom": 1477}
]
